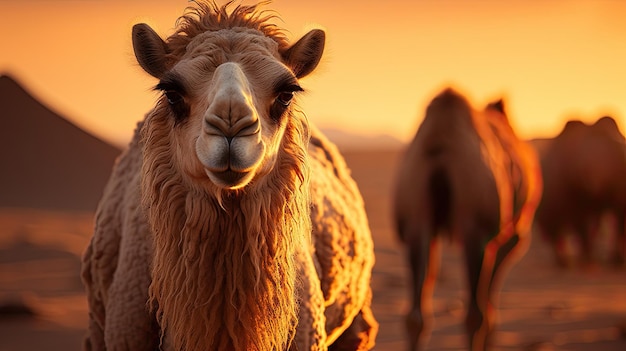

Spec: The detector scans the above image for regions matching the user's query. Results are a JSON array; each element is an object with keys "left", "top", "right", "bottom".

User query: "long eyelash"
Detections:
[
  {"left": 154, "top": 82, "right": 168, "bottom": 91},
  {"left": 154, "top": 73, "right": 187, "bottom": 95},
  {"left": 155, "top": 81, "right": 185, "bottom": 94},
  {"left": 272, "top": 72, "right": 303, "bottom": 94},
  {"left": 275, "top": 84, "right": 303, "bottom": 96},
  {"left": 283, "top": 84, "right": 303, "bottom": 93}
]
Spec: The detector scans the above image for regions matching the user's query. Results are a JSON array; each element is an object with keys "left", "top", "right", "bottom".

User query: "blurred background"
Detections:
[
  {"left": 1, "top": 0, "right": 625, "bottom": 147},
  {"left": 1, "top": 1, "right": 625, "bottom": 350}
]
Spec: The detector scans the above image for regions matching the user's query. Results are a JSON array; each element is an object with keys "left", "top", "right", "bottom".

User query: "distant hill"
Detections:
[
  {"left": 0, "top": 74, "right": 121, "bottom": 211},
  {"left": 321, "top": 127, "right": 405, "bottom": 152}
]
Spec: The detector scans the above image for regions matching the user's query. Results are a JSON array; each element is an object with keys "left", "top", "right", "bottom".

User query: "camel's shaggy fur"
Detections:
[
  {"left": 393, "top": 89, "right": 542, "bottom": 351},
  {"left": 81, "top": 2, "right": 377, "bottom": 351}
]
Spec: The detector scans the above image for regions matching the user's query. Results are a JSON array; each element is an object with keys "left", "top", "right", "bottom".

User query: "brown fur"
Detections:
[
  {"left": 142, "top": 103, "right": 309, "bottom": 350},
  {"left": 168, "top": 1, "right": 289, "bottom": 53},
  {"left": 393, "top": 88, "right": 542, "bottom": 351},
  {"left": 534, "top": 116, "right": 626, "bottom": 267},
  {"left": 82, "top": 2, "right": 377, "bottom": 351}
]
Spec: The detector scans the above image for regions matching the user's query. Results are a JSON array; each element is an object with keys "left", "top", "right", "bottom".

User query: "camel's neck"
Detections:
[
  {"left": 147, "top": 185, "right": 309, "bottom": 351},
  {"left": 140, "top": 108, "right": 312, "bottom": 351}
]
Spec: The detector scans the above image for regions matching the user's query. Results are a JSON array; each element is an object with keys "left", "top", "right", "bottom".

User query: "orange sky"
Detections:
[{"left": 1, "top": 0, "right": 625, "bottom": 147}]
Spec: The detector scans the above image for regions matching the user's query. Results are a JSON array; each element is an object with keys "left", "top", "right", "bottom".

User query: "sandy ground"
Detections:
[{"left": 1, "top": 149, "right": 626, "bottom": 351}]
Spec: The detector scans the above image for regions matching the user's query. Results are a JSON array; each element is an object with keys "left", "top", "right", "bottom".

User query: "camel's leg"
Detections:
[
  {"left": 463, "top": 234, "right": 491, "bottom": 351},
  {"left": 84, "top": 318, "right": 105, "bottom": 351},
  {"left": 292, "top": 249, "right": 328, "bottom": 351},
  {"left": 404, "top": 225, "right": 440, "bottom": 351},
  {"left": 328, "top": 289, "right": 378, "bottom": 351},
  {"left": 486, "top": 231, "right": 525, "bottom": 327},
  {"left": 538, "top": 222, "right": 569, "bottom": 268},
  {"left": 575, "top": 215, "right": 598, "bottom": 267},
  {"left": 103, "top": 223, "right": 160, "bottom": 351},
  {"left": 82, "top": 243, "right": 106, "bottom": 351},
  {"left": 463, "top": 224, "right": 518, "bottom": 351},
  {"left": 549, "top": 231, "right": 569, "bottom": 268},
  {"left": 466, "top": 224, "right": 527, "bottom": 351},
  {"left": 610, "top": 212, "right": 626, "bottom": 266}
]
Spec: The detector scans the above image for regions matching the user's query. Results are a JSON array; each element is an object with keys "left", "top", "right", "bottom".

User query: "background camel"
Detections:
[
  {"left": 81, "top": 2, "right": 377, "bottom": 350},
  {"left": 393, "top": 88, "right": 542, "bottom": 351},
  {"left": 534, "top": 116, "right": 626, "bottom": 267}
]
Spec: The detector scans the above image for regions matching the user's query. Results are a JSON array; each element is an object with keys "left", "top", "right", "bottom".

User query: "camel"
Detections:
[
  {"left": 81, "top": 2, "right": 378, "bottom": 350},
  {"left": 534, "top": 116, "right": 626, "bottom": 267},
  {"left": 393, "top": 88, "right": 542, "bottom": 351}
]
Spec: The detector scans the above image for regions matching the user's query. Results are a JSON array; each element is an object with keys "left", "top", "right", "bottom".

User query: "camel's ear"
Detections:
[
  {"left": 282, "top": 29, "right": 325, "bottom": 79},
  {"left": 487, "top": 99, "right": 506, "bottom": 115},
  {"left": 132, "top": 23, "right": 170, "bottom": 79}
]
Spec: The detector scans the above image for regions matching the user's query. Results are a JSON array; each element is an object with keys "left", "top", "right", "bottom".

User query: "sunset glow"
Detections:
[{"left": 1, "top": 0, "right": 625, "bottom": 147}]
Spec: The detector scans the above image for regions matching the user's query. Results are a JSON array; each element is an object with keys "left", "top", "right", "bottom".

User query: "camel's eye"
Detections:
[
  {"left": 276, "top": 92, "right": 294, "bottom": 106},
  {"left": 270, "top": 84, "right": 302, "bottom": 122},
  {"left": 156, "top": 79, "right": 189, "bottom": 123},
  {"left": 165, "top": 90, "right": 183, "bottom": 105},
  {"left": 161, "top": 90, "right": 189, "bottom": 122}
]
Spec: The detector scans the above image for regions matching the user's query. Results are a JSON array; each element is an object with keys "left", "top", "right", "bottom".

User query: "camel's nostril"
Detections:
[
  {"left": 204, "top": 114, "right": 229, "bottom": 136},
  {"left": 204, "top": 112, "right": 259, "bottom": 142}
]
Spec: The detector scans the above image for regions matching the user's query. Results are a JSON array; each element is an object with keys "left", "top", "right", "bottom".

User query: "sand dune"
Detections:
[{"left": 0, "top": 75, "right": 120, "bottom": 211}]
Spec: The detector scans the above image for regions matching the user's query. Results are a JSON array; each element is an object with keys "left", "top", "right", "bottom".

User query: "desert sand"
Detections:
[{"left": 1, "top": 149, "right": 626, "bottom": 351}]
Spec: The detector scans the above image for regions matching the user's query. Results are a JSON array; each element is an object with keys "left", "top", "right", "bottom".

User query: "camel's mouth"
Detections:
[
  {"left": 196, "top": 130, "right": 264, "bottom": 190},
  {"left": 207, "top": 168, "right": 252, "bottom": 189}
]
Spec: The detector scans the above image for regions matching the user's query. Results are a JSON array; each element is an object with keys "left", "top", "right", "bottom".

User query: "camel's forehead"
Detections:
[
  {"left": 173, "top": 28, "right": 288, "bottom": 92},
  {"left": 184, "top": 28, "right": 281, "bottom": 62}
]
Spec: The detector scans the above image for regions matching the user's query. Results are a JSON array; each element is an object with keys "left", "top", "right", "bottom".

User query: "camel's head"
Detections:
[{"left": 132, "top": 3, "right": 324, "bottom": 191}]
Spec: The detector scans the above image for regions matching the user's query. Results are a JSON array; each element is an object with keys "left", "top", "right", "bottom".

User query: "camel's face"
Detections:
[
  {"left": 132, "top": 24, "right": 324, "bottom": 190},
  {"left": 191, "top": 60, "right": 268, "bottom": 189},
  {"left": 164, "top": 30, "right": 300, "bottom": 190}
]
